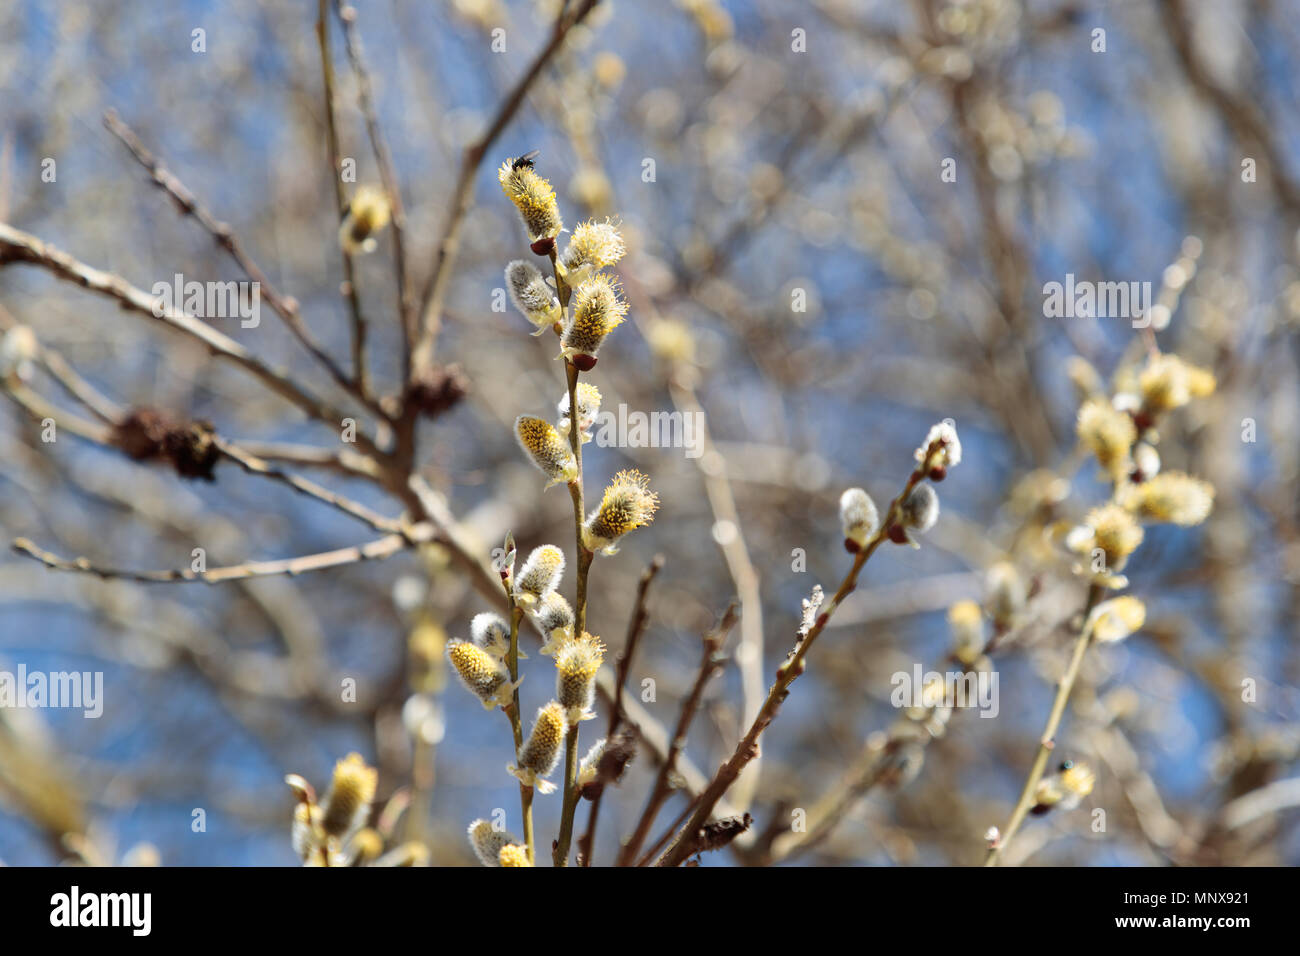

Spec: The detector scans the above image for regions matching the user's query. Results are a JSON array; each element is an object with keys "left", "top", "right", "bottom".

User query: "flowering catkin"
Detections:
[
  {"left": 505, "top": 259, "right": 561, "bottom": 335},
  {"left": 555, "top": 632, "right": 604, "bottom": 723},
  {"left": 498, "top": 843, "right": 532, "bottom": 867},
  {"left": 1123, "top": 471, "right": 1215, "bottom": 526},
  {"left": 915, "top": 420, "right": 961, "bottom": 475},
  {"left": 583, "top": 469, "right": 659, "bottom": 554},
  {"left": 498, "top": 158, "right": 563, "bottom": 244},
  {"left": 338, "top": 185, "right": 391, "bottom": 254},
  {"left": 447, "top": 638, "right": 518, "bottom": 710},
  {"left": 576, "top": 737, "right": 607, "bottom": 788},
  {"left": 1087, "top": 596, "right": 1146, "bottom": 643},
  {"left": 514, "top": 544, "right": 565, "bottom": 607},
  {"left": 1032, "top": 760, "right": 1095, "bottom": 813},
  {"left": 468, "top": 818, "right": 520, "bottom": 868},
  {"left": 320, "top": 752, "right": 378, "bottom": 841},
  {"left": 560, "top": 218, "right": 626, "bottom": 286},
  {"left": 839, "top": 487, "right": 879, "bottom": 551},
  {"left": 516, "top": 415, "right": 578, "bottom": 487},
  {"left": 1077, "top": 396, "right": 1136, "bottom": 479},
  {"left": 561, "top": 274, "right": 628, "bottom": 368},
  {"left": 509, "top": 701, "right": 567, "bottom": 793}
]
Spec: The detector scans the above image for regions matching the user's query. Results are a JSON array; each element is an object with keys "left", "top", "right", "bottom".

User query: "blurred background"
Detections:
[{"left": 1, "top": 0, "right": 1299, "bottom": 866}]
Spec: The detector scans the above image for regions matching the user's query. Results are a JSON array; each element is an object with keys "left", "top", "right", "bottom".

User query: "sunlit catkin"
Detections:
[
  {"left": 560, "top": 218, "right": 626, "bottom": 286},
  {"left": 583, "top": 469, "right": 659, "bottom": 555},
  {"left": 498, "top": 158, "right": 563, "bottom": 246},
  {"left": 514, "top": 544, "right": 565, "bottom": 607},
  {"left": 561, "top": 273, "right": 628, "bottom": 369},
  {"left": 555, "top": 632, "right": 604, "bottom": 722},
  {"left": 320, "top": 752, "right": 378, "bottom": 841},
  {"left": 1077, "top": 396, "right": 1136, "bottom": 479},
  {"left": 447, "top": 638, "right": 518, "bottom": 710},
  {"left": 892, "top": 483, "right": 939, "bottom": 548},
  {"left": 468, "top": 818, "right": 520, "bottom": 868},
  {"left": 1086, "top": 595, "right": 1146, "bottom": 643},
  {"left": 1032, "top": 760, "right": 1096, "bottom": 813},
  {"left": 577, "top": 737, "right": 607, "bottom": 788},
  {"left": 1123, "top": 471, "right": 1215, "bottom": 526},
  {"left": 509, "top": 701, "right": 567, "bottom": 793},
  {"left": 505, "top": 259, "right": 561, "bottom": 335},
  {"left": 338, "top": 185, "right": 391, "bottom": 254},
  {"left": 516, "top": 415, "right": 578, "bottom": 487}
]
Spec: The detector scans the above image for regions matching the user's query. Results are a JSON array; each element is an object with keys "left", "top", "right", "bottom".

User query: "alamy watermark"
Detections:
[
  {"left": 590, "top": 405, "right": 704, "bottom": 458},
  {"left": 1043, "top": 273, "right": 1151, "bottom": 328},
  {"left": 891, "top": 664, "right": 999, "bottom": 718},
  {"left": 0, "top": 664, "right": 103, "bottom": 718},
  {"left": 152, "top": 273, "right": 260, "bottom": 328}
]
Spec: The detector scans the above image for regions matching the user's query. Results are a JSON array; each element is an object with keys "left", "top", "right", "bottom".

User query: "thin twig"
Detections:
[
  {"left": 12, "top": 533, "right": 408, "bottom": 584},
  {"left": 618, "top": 603, "right": 737, "bottom": 866},
  {"left": 579, "top": 554, "right": 663, "bottom": 865}
]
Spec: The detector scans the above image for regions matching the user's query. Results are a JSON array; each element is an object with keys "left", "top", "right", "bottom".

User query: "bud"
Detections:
[
  {"left": 516, "top": 415, "right": 578, "bottom": 487},
  {"left": 555, "top": 632, "right": 605, "bottom": 723},
  {"left": 986, "top": 560, "right": 1025, "bottom": 627},
  {"left": 893, "top": 484, "right": 939, "bottom": 548},
  {"left": 576, "top": 737, "right": 607, "bottom": 789},
  {"left": 320, "top": 752, "right": 378, "bottom": 842},
  {"left": 447, "top": 638, "right": 519, "bottom": 710},
  {"left": 531, "top": 590, "right": 575, "bottom": 655},
  {"left": 838, "top": 487, "right": 879, "bottom": 552},
  {"left": 505, "top": 259, "right": 562, "bottom": 335},
  {"left": 915, "top": 420, "right": 961, "bottom": 471},
  {"left": 557, "top": 381, "right": 603, "bottom": 444},
  {"left": 509, "top": 701, "right": 568, "bottom": 793},
  {"left": 515, "top": 544, "right": 566, "bottom": 607},
  {"left": 471, "top": 611, "right": 517, "bottom": 660},
  {"left": 559, "top": 218, "right": 626, "bottom": 287},
  {"left": 468, "top": 818, "right": 520, "bottom": 867},
  {"left": 339, "top": 185, "right": 391, "bottom": 254},
  {"left": 560, "top": 274, "right": 627, "bottom": 366},
  {"left": 583, "top": 469, "right": 659, "bottom": 555},
  {"left": 499, "top": 158, "right": 563, "bottom": 243}
]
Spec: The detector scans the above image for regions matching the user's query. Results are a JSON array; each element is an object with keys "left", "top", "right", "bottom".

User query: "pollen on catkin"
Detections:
[
  {"left": 560, "top": 218, "right": 626, "bottom": 286},
  {"left": 583, "top": 469, "right": 659, "bottom": 554},
  {"left": 509, "top": 701, "right": 567, "bottom": 793},
  {"left": 1138, "top": 353, "right": 1216, "bottom": 413},
  {"left": 471, "top": 611, "right": 514, "bottom": 660},
  {"left": 514, "top": 544, "right": 565, "bottom": 607},
  {"left": 498, "top": 158, "right": 563, "bottom": 244},
  {"left": 320, "top": 752, "right": 378, "bottom": 841},
  {"left": 1078, "top": 503, "right": 1144, "bottom": 570},
  {"left": 447, "top": 638, "right": 518, "bottom": 710},
  {"left": 555, "top": 632, "right": 604, "bottom": 723},
  {"left": 1077, "top": 396, "right": 1136, "bottom": 479},
  {"left": 561, "top": 273, "right": 628, "bottom": 367},
  {"left": 1033, "top": 760, "right": 1095, "bottom": 813},
  {"left": 839, "top": 487, "right": 879, "bottom": 552},
  {"left": 498, "top": 843, "right": 532, "bottom": 867},
  {"left": 516, "top": 415, "right": 578, "bottom": 487},
  {"left": 505, "top": 259, "right": 561, "bottom": 334},
  {"left": 531, "top": 590, "right": 575, "bottom": 655},
  {"left": 468, "top": 818, "right": 520, "bottom": 868},
  {"left": 558, "top": 381, "right": 603, "bottom": 443},
  {"left": 1122, "top": 471, "right": 1215, "bottom": 526},
  {"left": 339, "top": 185, "right": 391, "bottom": 254}
]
